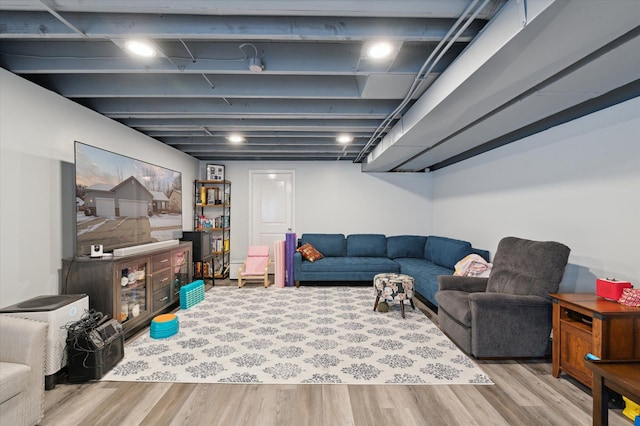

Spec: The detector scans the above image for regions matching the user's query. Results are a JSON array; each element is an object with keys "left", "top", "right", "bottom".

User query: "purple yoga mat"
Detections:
[{"left": 285, "top": 232, "right": 296, "bottom": 286}]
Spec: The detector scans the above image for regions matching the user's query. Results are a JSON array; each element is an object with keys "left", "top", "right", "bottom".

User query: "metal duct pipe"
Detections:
[{"left": 354, "top": 0, "right": 494, "bottom": 163}]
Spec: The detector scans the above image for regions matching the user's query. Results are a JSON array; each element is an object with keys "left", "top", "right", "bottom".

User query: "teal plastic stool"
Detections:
[{"left": 150, "top": 313, "right": 179, "bottom": 339}]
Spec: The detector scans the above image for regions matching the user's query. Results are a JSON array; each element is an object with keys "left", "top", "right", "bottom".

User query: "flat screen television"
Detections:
[{"left": 74, "top": 141, "right": 183, "bottom": 257}]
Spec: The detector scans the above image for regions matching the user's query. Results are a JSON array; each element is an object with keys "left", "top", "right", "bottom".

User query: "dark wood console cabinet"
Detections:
[
  {"left": 62, "top": 242, "right": 192, "bottom": 338},
  {"left": 550, "top": 293, "right": 640, "bottom": 388}
]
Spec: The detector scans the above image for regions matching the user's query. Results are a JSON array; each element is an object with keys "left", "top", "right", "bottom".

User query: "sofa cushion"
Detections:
[
  {"left": 346, "top": 234, "right": 387, "bottom": 257},
  {"left": 0, "top": 361, "right": 29, "bottom": 403},
  {"left": 297, "top": 243, "right": 324, "bottom": 262},
  {"left": 394, "top": 257, "right": 453, "bottom": 306},
  {"left": 300, "top": 234, "right": 346, "bottom": 257},
  {"left": 425, "top": 236, "right": 472, "bottom": 269},
  {"left": 297, "top": 256, "right": 399, "bottom": 273},
  {"left": 386, "top": 235, "right": 427, "bottom": 259},
  {"left": 487, "top": 237, "right": 570, "bottom": 298}
]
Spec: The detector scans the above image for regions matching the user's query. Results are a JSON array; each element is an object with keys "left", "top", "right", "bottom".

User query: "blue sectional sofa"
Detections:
[{"left": 293, "top": 233, "right": 490, "bottom": 307}]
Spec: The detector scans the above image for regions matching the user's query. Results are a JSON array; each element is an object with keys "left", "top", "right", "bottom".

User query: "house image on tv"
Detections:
[
  {"left": 84, "top": 176, "right": 155, "bottom": 217},
  {"left": 150, "top": 190, "right": 170, "bottom": 214},
  {"left": 168, "top": 189, "right": 181, "bottom": 213}
]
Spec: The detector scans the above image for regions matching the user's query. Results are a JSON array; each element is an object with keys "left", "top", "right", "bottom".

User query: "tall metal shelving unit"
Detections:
[{"left": 194, "top": 180, "right": 231, "bottom": 279}]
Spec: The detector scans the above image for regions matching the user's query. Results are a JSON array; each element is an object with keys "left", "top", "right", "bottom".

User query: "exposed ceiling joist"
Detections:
[{"left": 4, "top": 1, "right": 636, "bottom": 167}]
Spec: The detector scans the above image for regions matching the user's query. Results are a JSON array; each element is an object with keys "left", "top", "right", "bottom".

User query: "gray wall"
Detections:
[
  {"left": 431, "top": 97, "right": 640, "bottom": 292},
  {"left": 206, "top": 161, "right": 433, "bottom": 263},
  {"left": 1, "top": 67, "right": 638, "bottom": 307},
  {"left": 0, "top": 69, "right": 199, "bottom": 306}
]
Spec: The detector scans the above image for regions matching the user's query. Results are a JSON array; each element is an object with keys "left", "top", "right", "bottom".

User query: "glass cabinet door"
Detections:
[
  {"left": 118, "top": 260, "right": 149, "bottom": 324},
  {"left": 172, "top": 248, "right": 191, "bottom": 301}
]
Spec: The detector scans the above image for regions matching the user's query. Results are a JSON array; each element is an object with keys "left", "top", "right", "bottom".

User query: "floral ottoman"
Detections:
[{"left": 373, "top": 273, "right": 415, "bottom": 318}]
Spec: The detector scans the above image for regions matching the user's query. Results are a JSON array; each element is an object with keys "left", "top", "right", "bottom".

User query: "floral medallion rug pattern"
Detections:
[{"left": 102, "top": 286, "right": 493, "bottom": 385}]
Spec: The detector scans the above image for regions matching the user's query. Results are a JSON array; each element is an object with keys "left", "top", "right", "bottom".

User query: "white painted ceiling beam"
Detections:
[
  {"left": 0, "top": 41, "right": 460, "bottom": 75},
  {"left": 87, "top": 98, "right": 399, "bottom": 117},
  {"left": 0, "top": 12, "right": 485, "bottom": 41},
  {"left": 126, "top": 118, "right": 381, "bottom": 131},
  {"left": 362, "top": 0, "right": 640, "bottom": 172},
  {"left": 38, "top": 74, "right": 370, "bottom": 98},
  {"left": 146, "top": 131, "right": 374, "bottom": 139},
  {"left": 0, "top": 0, "right": 505, "bottom": 20}
]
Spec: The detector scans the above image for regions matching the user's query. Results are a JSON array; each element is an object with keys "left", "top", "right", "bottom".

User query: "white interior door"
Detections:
[{"left": 249, "top": 171, "right": 295, "bottom": 267}]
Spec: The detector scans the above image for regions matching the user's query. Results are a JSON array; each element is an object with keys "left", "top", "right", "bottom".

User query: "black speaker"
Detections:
[
  {"left": 181, "top": 230, "right": 213, "bottom": 262},
  {"left": 66, "top": 319, "right": 124, "bottom": 382}
]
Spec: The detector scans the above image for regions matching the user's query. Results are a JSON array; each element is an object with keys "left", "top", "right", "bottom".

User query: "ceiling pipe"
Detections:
[{"left": 354, "top": 0, "right": 492, "bottom": 163}]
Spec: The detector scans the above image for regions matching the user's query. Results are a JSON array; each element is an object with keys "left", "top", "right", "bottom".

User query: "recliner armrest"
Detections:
[
  {"left": 468, "top": 292, "right": 550, "bottom": 308},
  {"left": 438, "top": 275, "right": 488, "bottom": 293},
  {"left": 467, "top": 292, "right": 554, "bottom": 358}
]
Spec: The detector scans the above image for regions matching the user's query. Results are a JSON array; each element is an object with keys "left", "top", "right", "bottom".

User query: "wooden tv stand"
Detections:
[
  {"left": 550, "top": 293, "right": 640, "bottom": 388},
  {"left": 62, "top": 242, "right": 192, "bottom": 339}
]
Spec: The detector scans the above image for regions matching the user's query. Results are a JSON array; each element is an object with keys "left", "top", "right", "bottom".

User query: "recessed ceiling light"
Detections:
[
  {"left": 227, "top": 134, "right": 244, "bottom": 143},
  {"left": 336, "top": 134, "right": 353, "bottom": 144},
  {"left": 367, "top": 41, "right": 394, "bottom": 59},
  {"left": 124, "top": 40, "right": 156, "bottom": 57}
]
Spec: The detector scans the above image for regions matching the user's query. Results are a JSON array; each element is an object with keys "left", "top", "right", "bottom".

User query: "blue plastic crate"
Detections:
[{"left": 180, "top": 279, "right": 205, "bottom": 310}]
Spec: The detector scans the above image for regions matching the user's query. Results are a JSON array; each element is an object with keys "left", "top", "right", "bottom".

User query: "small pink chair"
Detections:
[{"left": 238, "top": 245, "right": 271, "bottom": 288}]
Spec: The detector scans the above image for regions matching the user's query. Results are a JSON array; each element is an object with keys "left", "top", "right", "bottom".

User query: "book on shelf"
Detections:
[{"left": 213, "top": 215, "right": 230, "bottom": 228}]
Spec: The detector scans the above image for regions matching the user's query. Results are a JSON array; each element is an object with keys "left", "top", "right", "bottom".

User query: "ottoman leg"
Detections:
[
  {"left": 409, "top": 298, "right": 415, "bottom": 310},
  {"left": 400, "top": 300, "right": 405, "bottom": 318},
  {"left": 373, "top": 295, "right": 380, "bottom": 312}
]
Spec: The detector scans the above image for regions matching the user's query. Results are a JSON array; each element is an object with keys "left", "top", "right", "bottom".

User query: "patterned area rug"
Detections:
[{"left": 102, "top": 286, "right": 493, "bottom": 385}]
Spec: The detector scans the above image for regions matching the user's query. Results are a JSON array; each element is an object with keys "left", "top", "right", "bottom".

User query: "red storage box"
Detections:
[{"left": 596, "top": 278, "right": 632, "bottom": 301}]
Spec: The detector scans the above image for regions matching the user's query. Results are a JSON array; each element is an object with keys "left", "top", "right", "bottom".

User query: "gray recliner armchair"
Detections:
[{"left": 435, "top": 236, "right": 570, "bottom": 358}]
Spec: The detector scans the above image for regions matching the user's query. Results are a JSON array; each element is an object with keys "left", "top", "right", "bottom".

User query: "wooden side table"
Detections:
[
  {"left": 550, "top": 293, "right": 640, "bottom": 388},
  {"left": 584, "top": 359, "right": 640, "bottom": 426}
]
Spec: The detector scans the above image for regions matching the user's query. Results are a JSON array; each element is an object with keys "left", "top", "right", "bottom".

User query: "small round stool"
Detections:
[
  {"left": 150, "top": 313, "right": 179, "bottom": 339},
  {"left": 373, "top": 273, "right": 415, "bottom": 318}
]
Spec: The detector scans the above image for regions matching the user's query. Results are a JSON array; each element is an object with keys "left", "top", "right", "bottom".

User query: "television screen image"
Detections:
[{"left": 74, "top": 142, "right": 182, "bottom": 257}]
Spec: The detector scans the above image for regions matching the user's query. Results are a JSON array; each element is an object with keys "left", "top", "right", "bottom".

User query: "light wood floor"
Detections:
[{"left": 42, "top": 279, "right": 630, "bottom": 426}]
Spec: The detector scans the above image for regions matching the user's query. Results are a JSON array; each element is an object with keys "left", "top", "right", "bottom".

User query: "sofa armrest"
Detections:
[
  {"left": 0, "top": 315, "right": 47, "bottom": 368},
  {"left": 293, "top": 251, "right": 303, "bottom": 275},
  {"left": 438, "top": 275, "right": 488, "bottom": 293},
  {"left": 0, "top": 315, "right": 48, "bottom": 425}
]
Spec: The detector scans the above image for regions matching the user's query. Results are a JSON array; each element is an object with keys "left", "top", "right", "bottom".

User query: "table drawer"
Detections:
[
  {"left": 152, "top": 252, "right": 172, "bottom": 271},
  {"left": 151, "top": 269, "right": 172, "bottom": 291},
  {"left": 153, "top": 287, "right": 171, "bottom": 311}
]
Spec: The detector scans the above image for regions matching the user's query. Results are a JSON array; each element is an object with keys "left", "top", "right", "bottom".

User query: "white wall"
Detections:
[
  {"left": 2, "top": 66, "right": 637, "bottom": 306},
  {"left": 199, "top": 161, "right": 433, "bottom": 262},
  {"left": 0, "top": 69, "right": 200, "bottom": 307},
  {"left": 431, "top": 97, "right": 640, "bottom": 292}
]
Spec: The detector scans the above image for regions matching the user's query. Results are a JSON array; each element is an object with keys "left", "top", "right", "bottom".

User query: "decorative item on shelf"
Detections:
[
  {"left": 198, "top": 215, "right": 213, "bottom": 229},
  {"left": 618, "top": 287, "right": 640, "bottom": 307},
  {"left": 596, "top": 277, "right": 632, "bottom": 301},
  {"left": 206, "top": 164, "right": 225, "bottom": 181},
  {"left": 207, "top": 188, "right": 217, "bottom": 204}
]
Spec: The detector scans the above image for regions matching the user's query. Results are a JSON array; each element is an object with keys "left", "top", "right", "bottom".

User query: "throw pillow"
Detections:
[{"left": 297, "top": 243, "right": 324, "bottom": 262}]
